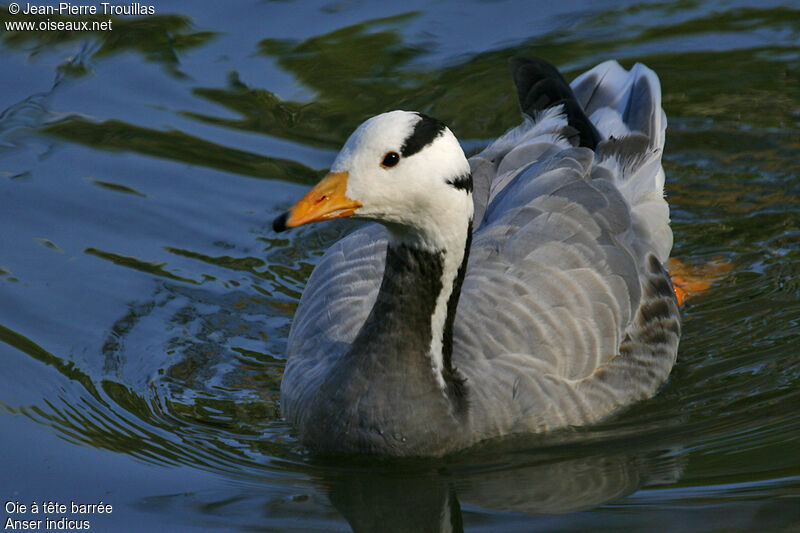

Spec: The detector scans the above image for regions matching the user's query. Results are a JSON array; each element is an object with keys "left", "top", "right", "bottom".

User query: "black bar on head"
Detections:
[{"left": 400, "top": 113, "right": 447, "bottom": 158}]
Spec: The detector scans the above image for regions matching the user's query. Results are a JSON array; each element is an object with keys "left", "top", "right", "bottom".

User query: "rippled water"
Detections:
[{"left": 1, "top": 0, "right": 799, "bottom": 530}]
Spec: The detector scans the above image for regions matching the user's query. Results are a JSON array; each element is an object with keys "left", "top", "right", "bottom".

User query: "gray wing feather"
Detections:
[
  {"left": 288, "top": 223, "right": 386, "bottom": 352},
  {"left": 281, "top": 224, "right": 387, "bottom": 413},
  {"left": 453, "top": 61, "right": 676, "bottom": 438}
]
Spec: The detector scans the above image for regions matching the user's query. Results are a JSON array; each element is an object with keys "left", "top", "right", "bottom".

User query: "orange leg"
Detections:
[{"left": 669, "top": 258, "right": 732, "bottom": 307}]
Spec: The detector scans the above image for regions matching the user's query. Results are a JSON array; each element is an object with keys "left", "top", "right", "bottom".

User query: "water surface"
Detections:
[{"left": 1, "top": 0, "right": 799, "bottom": 530}]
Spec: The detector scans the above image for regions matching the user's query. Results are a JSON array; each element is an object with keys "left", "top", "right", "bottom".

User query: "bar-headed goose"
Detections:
[{"left": 273, "top": 57, "right": 680, "bottom": 456}]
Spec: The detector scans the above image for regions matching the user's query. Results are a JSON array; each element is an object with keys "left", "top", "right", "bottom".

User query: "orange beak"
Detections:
[{"left": 273, "top": 171, "right": 362, "bottom": 232}]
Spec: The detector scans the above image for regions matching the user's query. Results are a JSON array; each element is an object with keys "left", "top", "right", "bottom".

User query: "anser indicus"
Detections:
[{"left": 273, "top": 57, "right": 680, "bottom": 456}]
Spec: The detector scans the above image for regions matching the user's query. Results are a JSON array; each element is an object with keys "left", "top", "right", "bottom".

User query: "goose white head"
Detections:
[{"left": 274, "top": 111, "right": 473, "bottom": 251}]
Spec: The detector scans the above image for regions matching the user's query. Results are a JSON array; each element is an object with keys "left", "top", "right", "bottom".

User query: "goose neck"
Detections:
[{"left": 348, "top": 218, "right": 472, "bottom": 407}]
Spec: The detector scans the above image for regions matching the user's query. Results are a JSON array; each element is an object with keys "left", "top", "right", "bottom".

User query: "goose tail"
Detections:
[{"left": 572, "top": 60, "right": 672, "bottom": 263}]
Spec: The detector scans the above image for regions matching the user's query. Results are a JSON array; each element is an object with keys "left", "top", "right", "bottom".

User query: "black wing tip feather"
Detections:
[{"left": 509, "top": 56, "right": 602, "bottom": 150}]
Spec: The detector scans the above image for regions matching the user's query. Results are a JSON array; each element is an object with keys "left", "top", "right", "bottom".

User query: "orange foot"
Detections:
[{"left": 669, "top": 258, "right": 732, "bottom": 307}]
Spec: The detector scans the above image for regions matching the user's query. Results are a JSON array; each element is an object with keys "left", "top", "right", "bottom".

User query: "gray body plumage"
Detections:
[{"left": 280, "top": 60, "right": 680, "bottom": 456}]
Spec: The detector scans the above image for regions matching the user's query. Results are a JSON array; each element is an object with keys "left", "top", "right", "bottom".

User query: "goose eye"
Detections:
[{"left": 380, "top": 151, "right": 400, "bottom": 168}]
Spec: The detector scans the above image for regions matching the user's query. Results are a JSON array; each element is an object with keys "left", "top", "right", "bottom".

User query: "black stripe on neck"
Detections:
[
  {"left": 346, "top": 244, "right": 445, "bottom": 368},
  {"left": 381, "top": 231, "right": 470, "bottom": 416},
  {"left": 447, "top": 172, "right": 473, "bottom": 193},
  {"left": 401, "top": 113, "right": 446, "bottom": 157},
  {"left": 347, "top": 230, "right": 471, "bottom": 416},
  {"left": 441, "top": 219, "right": 472, "bottom": 416}
]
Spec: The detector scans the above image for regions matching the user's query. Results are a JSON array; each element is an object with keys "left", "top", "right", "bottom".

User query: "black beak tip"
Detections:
[{"left": 272, "top": 211, "right": 289, "bottom": 233}]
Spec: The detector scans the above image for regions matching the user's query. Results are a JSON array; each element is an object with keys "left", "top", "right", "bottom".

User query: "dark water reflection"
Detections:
[{"left": 2, "top": 0, "right": 799, "bottom": 530}]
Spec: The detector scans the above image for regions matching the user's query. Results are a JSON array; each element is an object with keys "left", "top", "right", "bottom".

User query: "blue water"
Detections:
[{"left": 2, "top": 0, "right": 799, "bottom": 530}]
